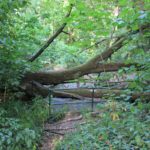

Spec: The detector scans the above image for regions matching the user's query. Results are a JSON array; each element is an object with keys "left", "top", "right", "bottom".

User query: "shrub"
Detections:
[{"left": 0, "top": 97, "right": 49, "bottom": 150}]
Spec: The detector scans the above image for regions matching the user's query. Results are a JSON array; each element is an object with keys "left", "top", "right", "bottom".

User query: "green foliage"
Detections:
[
  {"left": 0, "top": 0, "right": 30, "bottom": 89},
  {"left": 0, "top": 0, "right": 150, "bottom": 149},
  {"left": 0, "top": 98, "right": 49, "bottom": 150},
  {"left": 56, "top": 101, "right": 150, "bottom": 150},
  {"left": 49, "top": 106, "right": 67, "bottom": 123},
  {"left": 0, "top": 0, "right": 149, "bottom": 89},
  {"left": 0, "top": 0, "right": 28, "bottom": 20}
]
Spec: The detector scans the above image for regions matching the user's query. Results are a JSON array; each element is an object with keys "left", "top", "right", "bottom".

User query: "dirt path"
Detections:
[{"left": 40, "top": 112, "right": 84, "bottom": 150}]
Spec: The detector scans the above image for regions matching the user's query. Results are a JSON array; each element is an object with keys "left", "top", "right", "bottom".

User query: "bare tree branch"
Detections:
[
  {"left": 86, "top": 23, "right": 150, "bottom": 64},
  {"left": 62, "top": 31, "right": 71, "bottom": 35},
  {"left": 86, "top": 36, "right": 127, "bottom": 65},
  {"left": 29, "top": 5, "right": 73, "bottom": 62}
]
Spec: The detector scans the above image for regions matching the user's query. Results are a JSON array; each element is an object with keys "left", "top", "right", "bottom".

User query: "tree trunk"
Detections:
[
  {"left": 24, "top": 81, "right": 150, "bottom": 102},
  {"left": 22, "top": 63, "right": 137, "bottom": 85}
]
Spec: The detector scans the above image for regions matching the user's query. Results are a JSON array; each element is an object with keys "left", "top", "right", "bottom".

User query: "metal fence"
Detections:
[{"left": 47, "top": 86, "right": 107, "bottom": 114}]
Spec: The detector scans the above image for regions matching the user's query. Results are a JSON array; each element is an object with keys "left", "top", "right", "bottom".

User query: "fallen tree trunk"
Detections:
[
  {"left": 20, "top": 24, "right": 149, "bottom": 101},
  {"left": 23, "top": 28, "right": 148, "bottom": 85},
  {"left": 23, "top": 30, "right": 131, "bottom": 85},
  {"left": 23, "top": 81, "right": 150, "bottom": 102},
  {"left": 23, "top": 63, "right": 137, "bottom": 85}
]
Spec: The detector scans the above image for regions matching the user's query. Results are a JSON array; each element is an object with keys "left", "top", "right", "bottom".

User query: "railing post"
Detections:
[
  {"left": 48, "top": 88, "right": 53, "bottom": 116},
  {"left": 92, "top": 88, "right": 94, "bottom": 112}
]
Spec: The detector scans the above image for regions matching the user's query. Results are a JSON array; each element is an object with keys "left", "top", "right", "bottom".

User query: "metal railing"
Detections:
[{"left": 48, "top": 86, "right": 108, "bottom": 115}]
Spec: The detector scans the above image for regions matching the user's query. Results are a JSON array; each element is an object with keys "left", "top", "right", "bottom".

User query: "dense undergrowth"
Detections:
[
  {"left": 0, "top": 98, "right": 49, "bottom": 150},
  {"left": 56, "top": 101, "right": 150, "bottom": 150}
]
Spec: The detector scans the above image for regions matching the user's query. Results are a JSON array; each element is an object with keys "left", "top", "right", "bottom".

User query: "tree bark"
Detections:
[{"left": 23, "top": 63, "right": 136, "bottom": 85}]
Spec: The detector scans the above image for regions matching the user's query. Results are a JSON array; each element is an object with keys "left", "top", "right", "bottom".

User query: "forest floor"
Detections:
[
  {"left": 39, "top": 82, "right": 106, "bottom": 150},
  {"left": 39, "top": 82, "right": 121, "bottom": 149},
  {"left": 40, "top": 112, "right": 84, "bottom": 150}
]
